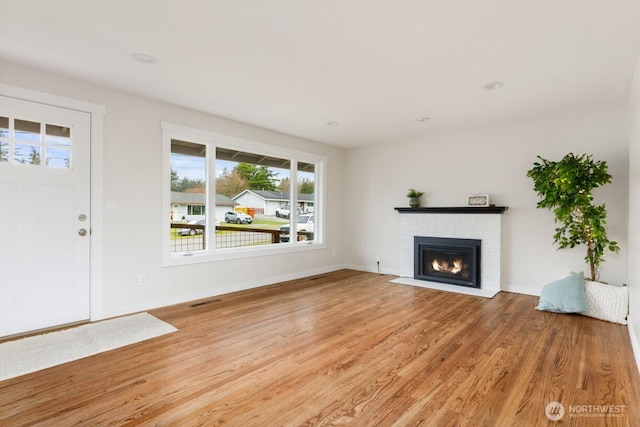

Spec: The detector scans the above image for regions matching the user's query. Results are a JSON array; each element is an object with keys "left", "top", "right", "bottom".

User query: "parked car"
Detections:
[
  {"left": 279, "top": 214, "right": 314, "bottom": 242},
  {"left": 177, "top": 219, "right": 206, "bottom": 236},
  {"left": 225, "top": 211, "right": 253, "bottom": 224},
  {"left": 275, "top": 204, "right": 303, "bottom": 218}
]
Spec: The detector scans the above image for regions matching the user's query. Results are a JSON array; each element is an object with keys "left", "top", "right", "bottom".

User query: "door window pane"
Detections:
[
  {"left": 45, "top": 124, "right": 72, "bottom": 168},
  {"left": 0, "top": 142, "right": 7, "bottom": 162},
  {"left": 14, "top": 144, "right": 41, "bottom": 165},
  {"left": 0, "top": 144, "right": 9, "bottom": 162},
  {"left": 45, "top": 147, "right": 71, "bottom": 168},
  {"left": 15, "top": 119, "right": 40, "bottom": 143},
  {"left": 0, "top": 116, "right": 8, "bottom": 134},
  {"left": 14, "top": 119, "right": 42, "bottom": 166},
  {"left": 46, "top": 124, "right": 71, "bottom": 146},
  {"left": 0, "top": 117, "right": 7, "bottom": 162}
]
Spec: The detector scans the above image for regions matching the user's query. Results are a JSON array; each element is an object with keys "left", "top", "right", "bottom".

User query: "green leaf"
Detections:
[{"left": 526, "top": 153, "right": 618, "bottom": 277}]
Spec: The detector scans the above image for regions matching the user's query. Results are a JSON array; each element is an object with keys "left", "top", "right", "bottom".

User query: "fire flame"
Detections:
[{"left": 432, "top": 258, "right": 464, "bottom": 275}]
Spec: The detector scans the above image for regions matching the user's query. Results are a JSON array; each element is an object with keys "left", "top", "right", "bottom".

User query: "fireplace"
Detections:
[{"left": 414, "top": 236, "right": 481, "bottom": 288}]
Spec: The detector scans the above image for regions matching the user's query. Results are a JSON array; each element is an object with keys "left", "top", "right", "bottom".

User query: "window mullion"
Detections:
[
  {"left": 208, "top": 144, "right": 216, "bottom": 250},
  {"left": 290, "top": 159, "right": 298, "bottom": 229}
]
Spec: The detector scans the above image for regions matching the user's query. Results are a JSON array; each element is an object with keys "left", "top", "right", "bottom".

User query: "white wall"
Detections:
[
  {"left": 344, "top": 107, "right": 629, "bottom": 295},
  {"left": 0, "top": 58, "right": 633, "bottom": 319},
  {"left": 0, "top": 60, "right": 346, "bottom": 319},
  {"left": 627, "top": 52, "right": 640, "bottom": 366}
]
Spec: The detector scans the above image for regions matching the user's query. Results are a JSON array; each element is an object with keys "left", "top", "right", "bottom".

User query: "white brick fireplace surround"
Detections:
[{"left": 391, "top": 207, "right": 507, "bottom": 298}]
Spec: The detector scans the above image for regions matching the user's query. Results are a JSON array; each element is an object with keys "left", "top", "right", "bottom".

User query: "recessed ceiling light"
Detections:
[
  {"left": 131, "top": 53, "right": 157, "bottom": 64},
  {"left": 326, "top": 121, "right": 339, "bottom": 126},
  {"left": 483, "top": 81, "right": 504, "bottom": 90},
  {"left": 416, "top": 117, "right": 430, "bottom": 122}
]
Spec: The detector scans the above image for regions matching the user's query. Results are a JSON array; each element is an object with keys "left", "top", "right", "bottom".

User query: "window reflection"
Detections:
[{"left": 15, "top": 119, "right": 40, "bottom": 143}]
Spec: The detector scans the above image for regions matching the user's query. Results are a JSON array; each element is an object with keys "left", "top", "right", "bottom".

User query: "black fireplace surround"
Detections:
[{"left": 414, "top": 236, "right": 481, "bottom": 288}]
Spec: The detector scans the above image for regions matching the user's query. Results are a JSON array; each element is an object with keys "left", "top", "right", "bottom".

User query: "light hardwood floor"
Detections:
[{"left": 1, "top": 270, "right": 639, "bottom": 426}]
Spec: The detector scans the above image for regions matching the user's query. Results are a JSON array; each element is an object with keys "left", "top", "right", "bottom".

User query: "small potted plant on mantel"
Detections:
[{"left": 407, "top": 188, "right": 424, "bottom": 208}]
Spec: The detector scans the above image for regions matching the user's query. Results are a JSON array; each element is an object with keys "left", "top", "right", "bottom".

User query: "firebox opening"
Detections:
[
  {"left": 414, "top": 237, "right": 481, "bottom": 288},
  {"left": 427, "top": 248, "right": 470, "bottom": 278}
]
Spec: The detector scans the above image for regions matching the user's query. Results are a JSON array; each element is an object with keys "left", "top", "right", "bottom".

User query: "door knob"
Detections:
[{"left": 78, "top": 229, "right": 88, "bottom": 236}]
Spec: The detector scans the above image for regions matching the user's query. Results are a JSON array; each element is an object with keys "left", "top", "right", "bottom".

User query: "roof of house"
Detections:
[
  {"left": 233, "top": 189, "right": 314, "bottom": 202},
  {"left": 171, "top": 192, "right": 237, "bottom": 206}
]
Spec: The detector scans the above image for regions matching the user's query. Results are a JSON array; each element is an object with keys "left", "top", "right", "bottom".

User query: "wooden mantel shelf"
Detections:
[{"left": 394, "top": 206, "right": 508, "bottom": 214}]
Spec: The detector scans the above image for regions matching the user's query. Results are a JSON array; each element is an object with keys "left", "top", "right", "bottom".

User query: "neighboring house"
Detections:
[
  {"left": 232, "top": 190, "right": 314, "bottom": 216},
  {"left": 171, "top": 192, "right": 237, "bottom": 222}
]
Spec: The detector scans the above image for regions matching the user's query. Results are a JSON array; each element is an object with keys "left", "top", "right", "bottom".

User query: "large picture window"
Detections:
[{"left": 163, "top": 122, "right": 325, "bottom": 266}]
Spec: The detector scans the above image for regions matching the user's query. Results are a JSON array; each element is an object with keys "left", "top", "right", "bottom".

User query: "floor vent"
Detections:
[{"left": 189, "top": 299, "right": 221, "bottom": 308}]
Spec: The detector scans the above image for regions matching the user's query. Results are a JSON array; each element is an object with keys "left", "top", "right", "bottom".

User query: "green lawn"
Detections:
[{"left": 252, "top": 218, "right": 288, "bottom": 226}]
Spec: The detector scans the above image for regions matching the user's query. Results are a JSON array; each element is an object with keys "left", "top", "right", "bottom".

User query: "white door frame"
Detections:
[{"left": 0, "top": 83, "right": 106, "bottom": 322}]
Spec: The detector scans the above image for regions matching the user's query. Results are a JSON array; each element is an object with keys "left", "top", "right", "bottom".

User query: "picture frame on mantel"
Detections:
[{"left": 467, "top": 194, "right": 490, "bottom": 207}]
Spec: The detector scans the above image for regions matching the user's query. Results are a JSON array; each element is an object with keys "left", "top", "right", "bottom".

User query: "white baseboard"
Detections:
[
  {"left": 92, "top": 263, "right": 348, "bottom": 321},
  {"left": 628, "top": 317, "right": 640, "bottom": 375},
  {"left": 501, "top": 284, "right": 540, "bottom": 296},
  {"left": 343, "top": 263, "right": 401, "bottom": 276}
]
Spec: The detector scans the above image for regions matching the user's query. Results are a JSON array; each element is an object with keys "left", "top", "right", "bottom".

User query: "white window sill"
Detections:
[{"left": 163, "top": 240, "right": 326, "bottom": 267}]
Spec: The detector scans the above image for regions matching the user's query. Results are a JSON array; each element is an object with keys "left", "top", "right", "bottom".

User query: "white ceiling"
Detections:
[{"left": 1, "top": 1, "right": 640, "bottom": 148}]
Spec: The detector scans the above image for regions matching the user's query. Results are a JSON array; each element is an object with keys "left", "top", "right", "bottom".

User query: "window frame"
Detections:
[
  {"left": 187, "top": 205, "right": 205, "bottom": 216},
  {"left": 162, "top": 121, "right": 326, "bottom": 267}
]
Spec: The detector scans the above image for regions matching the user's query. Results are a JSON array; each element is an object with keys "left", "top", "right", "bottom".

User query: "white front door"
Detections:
[{"left": 0, "top": 96, "right": 91, "bottom": 337}]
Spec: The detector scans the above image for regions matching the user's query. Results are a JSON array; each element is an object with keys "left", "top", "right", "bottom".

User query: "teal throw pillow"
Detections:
[{"left": 536, "top": 272, "right": 589, "bottom": 313}]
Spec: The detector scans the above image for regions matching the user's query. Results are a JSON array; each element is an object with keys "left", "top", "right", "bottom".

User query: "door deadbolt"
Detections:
[{"left": 78, "top": 214, "right": 87, "bottom": 221}]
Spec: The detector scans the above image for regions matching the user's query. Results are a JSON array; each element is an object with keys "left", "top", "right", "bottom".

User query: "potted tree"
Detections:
[{"left": 526, "top": 153, "right": 620, "bottom": 281}]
